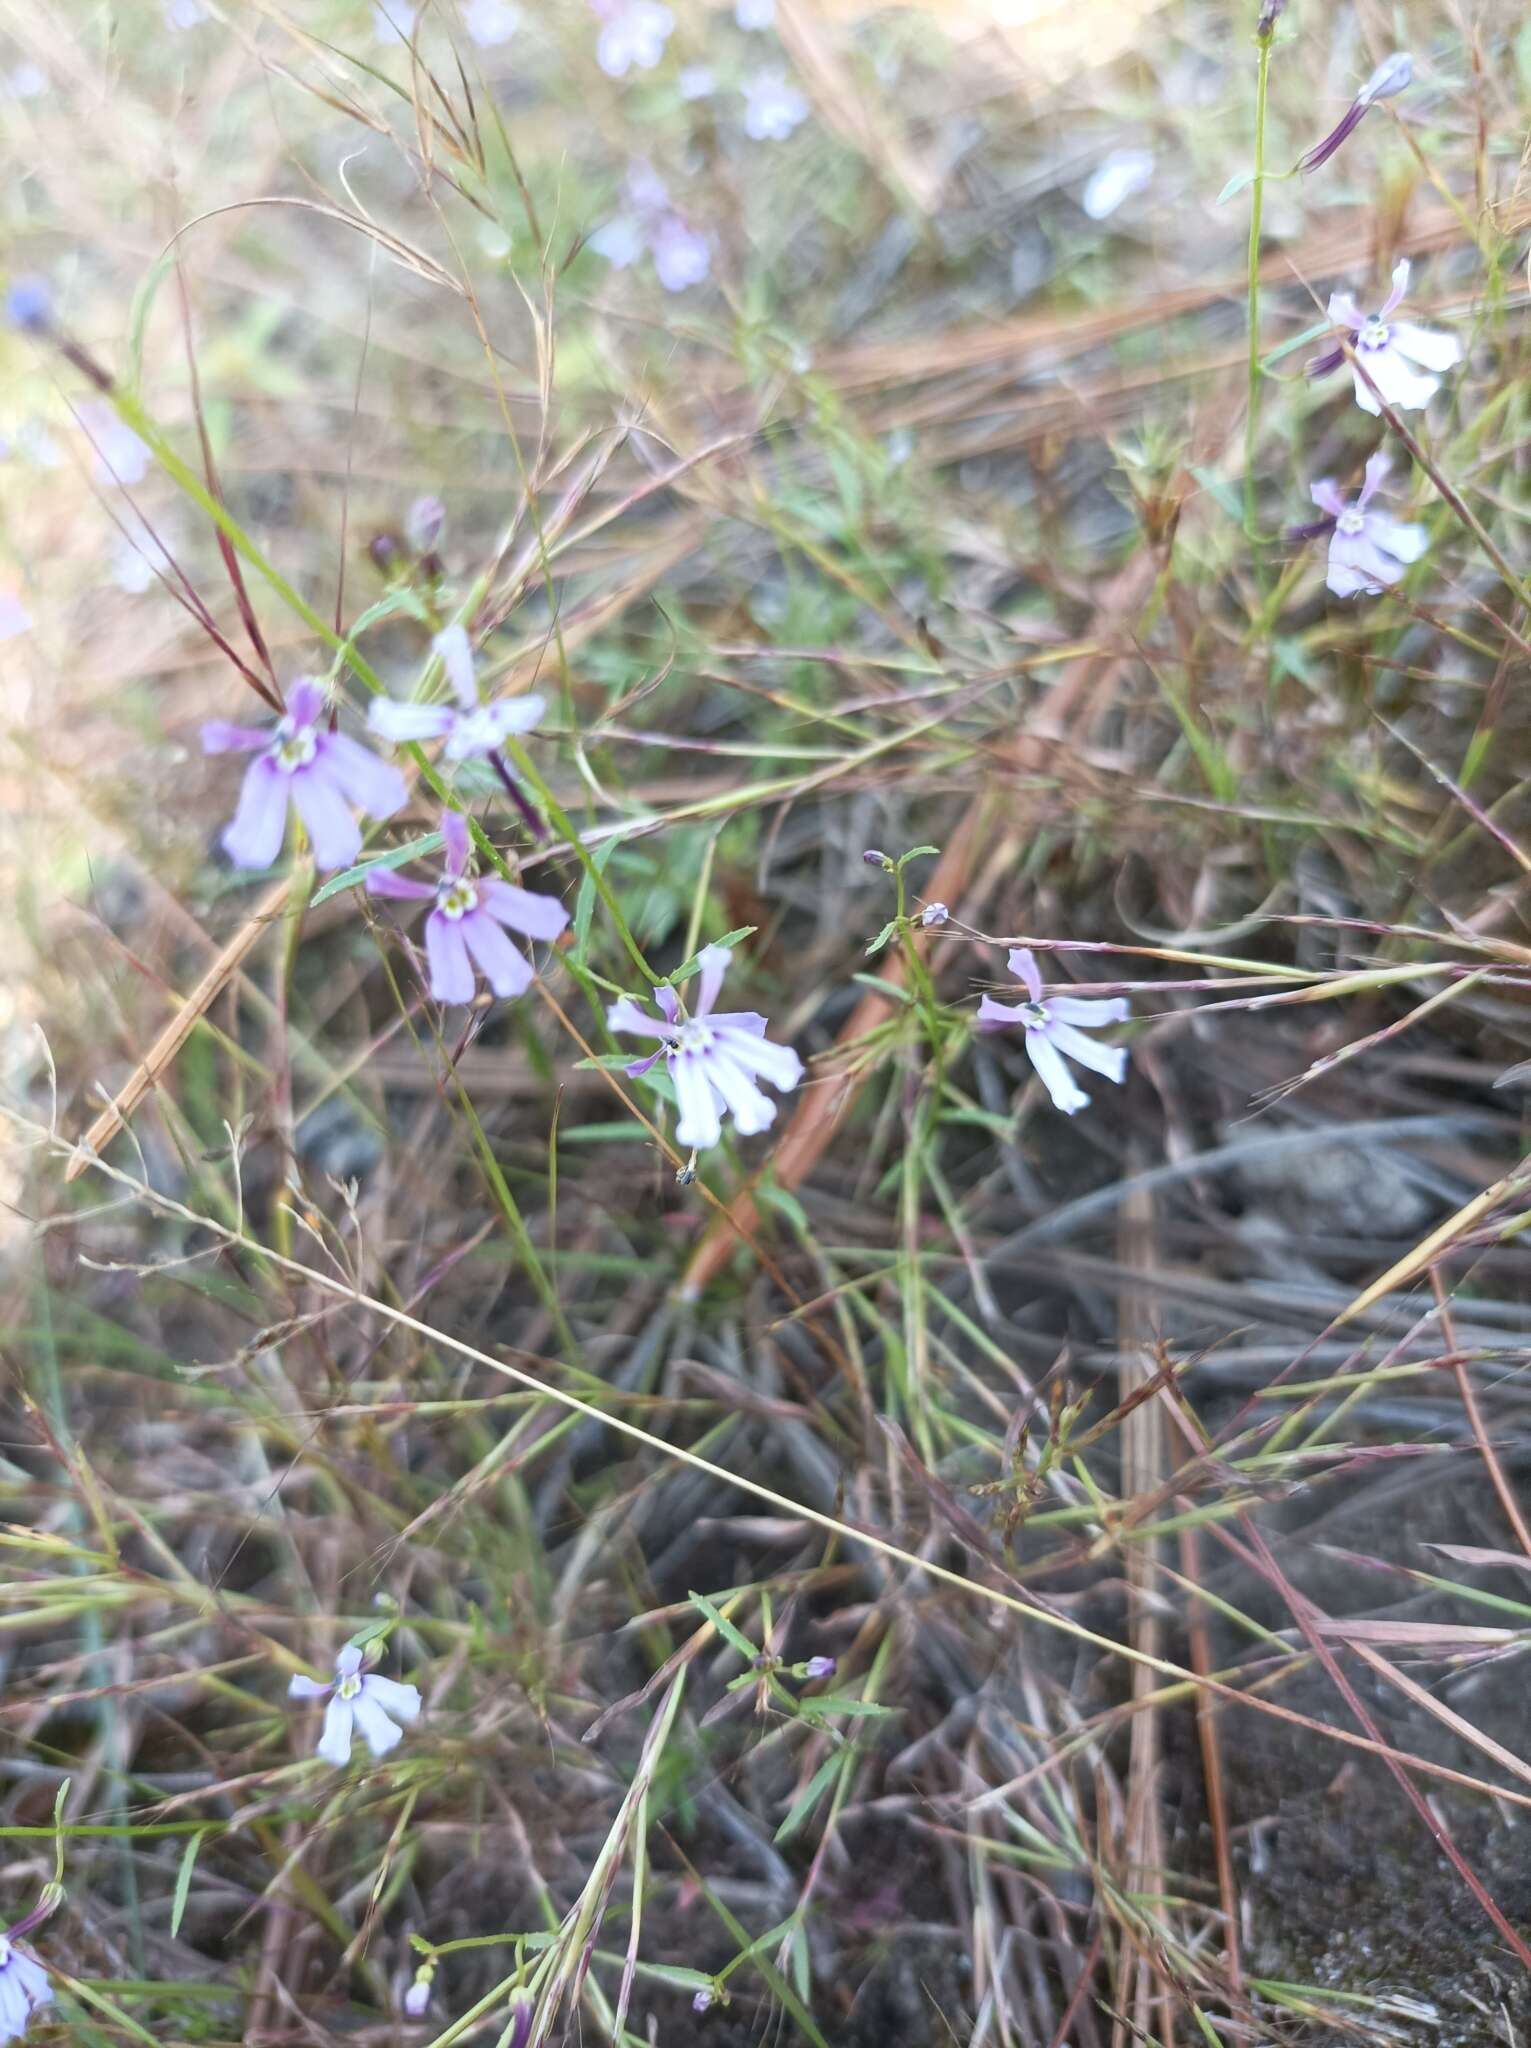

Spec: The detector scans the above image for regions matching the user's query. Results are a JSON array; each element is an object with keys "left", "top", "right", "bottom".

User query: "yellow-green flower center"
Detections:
[{"left": 336, "top": 1673, "right": 362, "bottom": 1701}]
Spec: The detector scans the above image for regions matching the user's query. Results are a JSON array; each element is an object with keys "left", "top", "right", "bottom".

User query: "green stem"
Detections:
[{"left": 1243, "top": 26, "right": 1273, "bottom": 552}]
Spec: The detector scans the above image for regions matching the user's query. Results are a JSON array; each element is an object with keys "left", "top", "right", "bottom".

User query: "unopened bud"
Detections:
[
  {"left": 404, "top": 1978, "right": 432, "bottom": 2017},
  {"left": 862, "top": 848, "right": 890, "bottom": 868},
  {"left": 803, "top": 1655, "right": 836, "bottom": 1680},
  {"left": 920, "top": 903, "right": 948, "bottom": 928},
  {"left": 369, "top": 531, "right": 402, "bottom": 572},
  {"left": 693, "top": 1988, "right": 716, "bottom": 2014}
]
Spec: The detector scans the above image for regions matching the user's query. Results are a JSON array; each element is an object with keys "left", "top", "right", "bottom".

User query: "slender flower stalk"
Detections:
[
  {"left": 288, "top": 1644, "right": 422, "bottom": 1766},
  {"left": 203, "top": 677, "right": 406, "bottom": 872},
  {"left": 367, "top": 810, "right": 569, "bottom": 1004},
  {"left": 978, "top": 948, "right": 1129, "bottom": 1115},
  {"left": 607, "top": 945, "right": 803, "bottom": 1154},
  {"left": 1243, "top": 10, "right": 1274, "bottom": 548}
]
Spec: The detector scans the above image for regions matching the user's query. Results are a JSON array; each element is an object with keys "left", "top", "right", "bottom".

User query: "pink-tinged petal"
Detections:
[
  {"left": 290, "top": 765, "right": 362, "bottom": 871},
  {"left": 705, "top": 1050, "right": 777, "bottom": 1135},
  {"left": 608, "top": 996, "right": 665, "bottom": 1038},
  {"left": 319, "top": 732, "right": 408, "bottom": 820},
  {"left": 671, "top": 1047, "right": 722, "bottom": 1150},
  {"left": 1024, "top": 1034, "right": 1090, "bottom": 1115},
  {"left": 1046, "top": 993, "right": 1130, "bottom": 1026},
  {"left": 460, "top": 910, "right": 534, "bottom": 998},
  {"left": 1380, "top": 257, "right": 1410, "bottom": 319},
  {"left": 361, "top": 1674, "right": 421, "bottom": 1722},
  {"left": 202, "top": 719, "right": 270, "bottom": 754},
  {"left": 433, "top": 623, "right": 478, "bottom": 709},
  {"left": 1359, "top": 450, "right": 1391, "bottom": 505},
  {"left": 693, "top": 944, "right": 731, "bottom": 1018},
  {"left": 482, "top": 693, "right": 545, "bottom": 739},
  {"left": 1048, "top": 1019, "right": 1127, "bottom": 1085},
  {"left": 1389, "top": 320, "right": 1462, "bottom": 373},
  {"left": 479, "top": 878, "right": 570, "bottom": 942},
  {"left": 369, "top": 697, "right": 457, "bottom": 744},
  {"left": 1310, "top": 477, "right": 1348, "bottom": 520},
  {"left": 655, "top": 985, "right": 681, "bottom": 1024},
  {"left": 710, "top": 1025, "right": 802, "bottom": 1093},
  {"left": 1375, "top": 517, "right": 1428, "bottom": 566},
  {"left": 441, "top": 808, "right": 471, "bottom": 878},
  {"left": 976, "top": 995, "right": 1028, "bottom": 1031},
  {"left": 222, "top": 757, "right": 290, "bottom": 870},
  {"left": 316, "top": 1695, "right": 355, "bottom": 1766},
  {"left": 1326, "top": 291, "right": 1364, "bottom": 332},
  {"left": 1006, "top": 947, "right": 1043, "bottom": 1000},
  {"left": 350, "top": 1689, "right": 405, "bottom": 1758},
  {"left": 366, "top": 868, "right": 435, "bottom": 901},
  {"left": 286, "top": 677, "right": 326, "bottom": 727},
  {"left": 288, "top": 1673, "right": 331, "bottom": 1699},
  {"left": 425, "top": 912, "right": 476, "bottom": 1004}
]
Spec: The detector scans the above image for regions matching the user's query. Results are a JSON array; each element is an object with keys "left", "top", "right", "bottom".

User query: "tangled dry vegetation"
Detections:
[{"left": 5, "top": 2, "right": 1531, "bottom": 2044}]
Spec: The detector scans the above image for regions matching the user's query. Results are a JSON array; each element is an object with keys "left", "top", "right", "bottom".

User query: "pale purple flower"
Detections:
[
  {"left": 403, "top": 1977, "right": 432, "bottom": 2017},
  {"left": 920, "top": 902, "right": 948, "bottom": 928},
  {"left": 288, "top": 1643, "right": 422, "bottom": 1766},
  {"left": 165, "top": 0, "right": 208, "bottom": 27},
  {"left": 1081, "top": 148, "right": 1154, "bottom": 221},
  {"left": 4, "top": 61, "right": 48, "bottom": 95},
  {"left": 1313, "top": 259, "right": 1461, "bottom": 414},
  {"left": 593, "top": 0, "right": 673, "bottom": 77},
  {"left": 590, "top": 168, "right": 709, "bottom": 293},
  {"left": 369, "top": 625, "right": 545, "bottom": 761},
  {"left": 1308, "top": 451, "right": 1427, "bottom": 599},
  {"left": 463, "top": 0, "right": 520, "bottom": 45},
  {"left": 803, "top": 1655, "right": 836, "bottom": 1679},
  {"left": 203, "top": 677, "right": 407, "bottom": 872},
  {"left": 742, "top": 66, "right": 809, "bottom": 141},
  {"left": 735, "top": 0, "right": 774, "bottom": 26},
  {"left": 977, "top": 948, "right": 1129, "bottom": 1116},
  {"left": 367, "top": 809, "right": 568, "bottom": 1004},
  {"left": 80, "top": 402, "right": 150, "bottom": 486},
  {"left": 0, "top": 1924, "right": 51, "bottom": 2045},
  {"left": 678, "top": 64, "right": 716, "bottom": 100},
  {"left": 1297, "top": 51, "right": 1411, "bottom": 174},
  {"left": 0, "top": 591, "right": 32, "bottom": 642},
  {"left": 607, "top": 945, "right": 803, "bottom": 1151},
  {"left": 693, "top": 1987, "right": 716, "bottom": 2014}
]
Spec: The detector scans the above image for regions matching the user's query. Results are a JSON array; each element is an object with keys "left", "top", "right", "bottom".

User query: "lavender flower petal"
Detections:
[
  {"left": 1048, "top": 1020, "right": 1127, "bottom": 1084},
  {"left": 351, "top": 1689, "right": 407, "bottom": 1757},
  {"left": 426, "top": 913, "right": 476, "bottom": 1004},
  {"left": 222, "top": 758, "right": 289, "bottom": 869},
  {"left": 317, "top": 1694, "right": 356, "bottom": 1767},
  {"left": 369, "top": 698, "right": 459, "bottom": 743},
  {"left": 290, "top": 767, "right": 363, "bottom": 872},
  {"left": 458, "top": 910, "right": 535, "bottom": 998},
  {"left": 671, "top": 1049, "right": 724, "bottom": 1150},
  {"left": 320, "top": 732, "right": 408, "bottom": 819},
  {"left": 1025, "top": 1033, "right": 1091, "bottom": 1115},
  {"left": 201, "top": 719, "right": 270, "bottom": 754},
  {"left": 479, "top": 878, "right": 570, "bottom": 942}
]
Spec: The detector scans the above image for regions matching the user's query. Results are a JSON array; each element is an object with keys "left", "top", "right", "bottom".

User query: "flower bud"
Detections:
[
  {"left": 803, "top": 1655, "right": 836, "bottom": 1680},
  {"left": 920, "top": 903, "right": 949, "bottom": 928},
  {"left": 404, "top": 1978, "right": 432, "bottom": 2017}
]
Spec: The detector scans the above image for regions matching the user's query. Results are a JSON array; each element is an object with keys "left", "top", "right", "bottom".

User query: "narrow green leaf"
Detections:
[
  {"left": 170, "top": 1828, "right": 208, "bottom": 1939},
  {"left": 311, "top": 832, "right": 442, "bottom": 907},
  {"left": 687, "top": 1591, "right": 758, "bottom": 1663}
]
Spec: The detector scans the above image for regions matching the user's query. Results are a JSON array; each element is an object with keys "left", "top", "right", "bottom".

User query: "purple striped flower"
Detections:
[
  {"left": 607, "top": 945, "right": 803, "bottom": 1151},
  {"left": 369, "top": 625, "right": 544, "bottom": 762},
  {"left": 1308, "top": 452, "right": 1427, "bottom": 598},
  {"left": 977, "top": 948, "right": 1129, "bottom": 1116},
  {"left": 288, "top": 1644, "right": 421, "bottom": 1767},
  {"left": 1312, "top": 259, "right": 1461, "bottom": 414},
  {"left": 0, "top": 1912, "right": 51, "bottom": 2046},
  {"left": 203, "top": 678, "right": 407, "bottom": 872},
  {"left": 367, "top": 809, "right": 568, "bottom": 1004}
]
